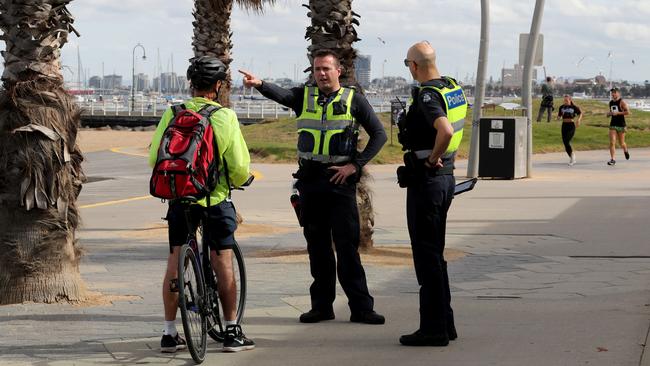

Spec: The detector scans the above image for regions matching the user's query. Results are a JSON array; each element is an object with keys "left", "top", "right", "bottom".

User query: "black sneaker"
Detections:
[
  {"left": 350, "top": 310, "right": 385, "bottom": 325},
  {"left": 624, "top": 151, "right": 630, "bottom": 160},
  {"left": 607, "top": 159, "right": 616, "bottom": 166},
  {"left": 223, "top": 325, "right": 255, "bottom": 352},
  {"left": 160, "top": 333, "right": 187, "bottom": 353},
  {"left": 299, "top": 309, "right": 335, "bottom": 323},
  {"left": 399, "top": 330, "right": 449, "bottom": 347}
]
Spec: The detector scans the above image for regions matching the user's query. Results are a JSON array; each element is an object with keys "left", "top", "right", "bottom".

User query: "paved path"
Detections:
[{"left": 1, "top": 147, "right": 649, "bottom": 365}]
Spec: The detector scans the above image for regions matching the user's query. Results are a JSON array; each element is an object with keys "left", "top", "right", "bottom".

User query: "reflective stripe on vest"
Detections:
[
  {"left": 296, "top": 87, "right": 356, "bottom": 163},
  {"left": 409, "top": 79, "right": 467, "bottom": 160}
]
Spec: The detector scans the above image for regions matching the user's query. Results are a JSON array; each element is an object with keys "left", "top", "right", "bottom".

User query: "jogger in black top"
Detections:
[
  {"left": 557, "top": 95, "right": 582, "bottom": 166},
  {"left": 607, "top": 87, "right": 630, "bottom": 166}
]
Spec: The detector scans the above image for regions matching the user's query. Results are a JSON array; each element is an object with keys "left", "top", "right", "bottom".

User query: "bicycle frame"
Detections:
[{"left": 182, "top": 205, "right": 225, "bottom": 339}]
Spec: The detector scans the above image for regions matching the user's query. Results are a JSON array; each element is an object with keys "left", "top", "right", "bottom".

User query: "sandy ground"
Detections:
[
  {"left": 78, "top": 129, "right": 153, "bottom": 153},
  {"left": 251, "top": 247, "right": 466, "bottom": 266},
  {"left": 121, "top": 223, "right": 457, "bottom": 267}
]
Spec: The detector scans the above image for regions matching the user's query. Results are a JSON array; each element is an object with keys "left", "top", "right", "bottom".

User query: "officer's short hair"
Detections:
[{"left": 312, "top": 49, "right": 341, "bottom": 68}]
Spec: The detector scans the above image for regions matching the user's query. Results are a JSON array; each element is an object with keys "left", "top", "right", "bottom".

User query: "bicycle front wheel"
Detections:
[
  {"left": 232, "top": 241, "right": 247, "bottom": 323},
  {"left": 207, "top": 241, "right": 247, "bottom": 342},
  {"left": 178, "top": 244, "right": 207, "bottom": 363}
]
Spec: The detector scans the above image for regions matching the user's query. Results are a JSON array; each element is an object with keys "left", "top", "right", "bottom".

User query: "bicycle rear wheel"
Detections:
[
  {"left": 178, "top": 244, "right": 207, "bottom": 363},
  {"left": 207, "top": 241, "right": 247, "bottom": 342}
]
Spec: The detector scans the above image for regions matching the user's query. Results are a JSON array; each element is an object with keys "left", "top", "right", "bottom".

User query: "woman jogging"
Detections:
[
  {"left": 606, "top": 87, "right": 630, "bottom": 166},
  {"left": 557, "top": 94, "right": 582, "bottom": 166}
]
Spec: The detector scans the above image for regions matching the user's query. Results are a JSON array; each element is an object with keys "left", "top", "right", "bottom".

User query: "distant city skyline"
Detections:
[{"left": 12, "top": 0, "right": 647, "bottom": 86}]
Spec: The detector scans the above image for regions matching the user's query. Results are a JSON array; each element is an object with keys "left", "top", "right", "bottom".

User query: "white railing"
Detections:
[{"left": 77, "top": 100, "right": 394, "bottom": 119}]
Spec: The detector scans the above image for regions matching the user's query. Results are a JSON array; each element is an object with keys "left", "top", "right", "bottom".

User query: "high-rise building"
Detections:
[
  {"left": 355, "top": 55, "right": 371, "bottom": 88},
  {"left": 159, "top": 72, "right": 180, "bottom": 93},
  {"left": 88, "top": 76, "right": 101, "bottom": 89},
  {"left": 102, "top": 74, "right": 122, "bottom": 90},
  {"left": 135, "top": 73, "right": 149, "bottom": 92},
  {"left": 501, "top": 64, "right": 537, "bottom": 89}
]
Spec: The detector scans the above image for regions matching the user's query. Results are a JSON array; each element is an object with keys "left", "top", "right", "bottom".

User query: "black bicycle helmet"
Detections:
[{"left": 187, "top": 56, "right": 227, "bottom": 89}]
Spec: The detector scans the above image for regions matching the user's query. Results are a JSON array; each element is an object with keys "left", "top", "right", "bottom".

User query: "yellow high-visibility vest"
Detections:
[
  {"left": 409, "top": 78, "right": 467, "bottom": 160},
  {"left": 296, "top": 86, "right": 357, "bottom": 163}
]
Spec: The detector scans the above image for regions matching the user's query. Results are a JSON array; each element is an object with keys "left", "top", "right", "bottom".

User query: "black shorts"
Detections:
[{"left": 166, "top": 200, "right": 237, "bottom": 253}]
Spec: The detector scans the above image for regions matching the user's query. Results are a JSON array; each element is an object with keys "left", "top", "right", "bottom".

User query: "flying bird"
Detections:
[{"left": 377, "top": 36, "right": 386, "bottom": 45}]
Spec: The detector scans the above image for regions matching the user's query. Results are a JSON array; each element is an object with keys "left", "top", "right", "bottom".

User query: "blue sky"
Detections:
[{"left": 58, "top": 0, "right": 650, "bottom": 86}]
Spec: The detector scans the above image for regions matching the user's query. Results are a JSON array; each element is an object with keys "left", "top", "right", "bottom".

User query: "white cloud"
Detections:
[
  {"left": 45, "top": 0, "right": 649, "bottom": 85},
  {"left": 550, "top": 0, "right": 610, "bottom": 17},
  {"left": 605, "top": 23, "right": 650, "bottom": 42}
]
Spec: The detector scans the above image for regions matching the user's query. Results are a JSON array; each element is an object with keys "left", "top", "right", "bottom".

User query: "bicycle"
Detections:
[{"left": 176, "top": 197, "right": 247, "bottom": 364}]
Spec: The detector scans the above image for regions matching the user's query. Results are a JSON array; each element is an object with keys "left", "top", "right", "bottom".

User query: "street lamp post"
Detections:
[
  {"left": 466, "top": 0, "right": 490, "bottom": 178},
  {"left": 131, "top": 43, "right": 147, "bottom": 112}
]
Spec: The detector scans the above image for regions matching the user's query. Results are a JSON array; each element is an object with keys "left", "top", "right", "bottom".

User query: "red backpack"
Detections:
[{"left": 150, "top": 104, "right": 221, "bottom": 200}]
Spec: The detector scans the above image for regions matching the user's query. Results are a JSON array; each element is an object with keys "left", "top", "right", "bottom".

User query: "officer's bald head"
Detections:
[
  {"left": 407, "top": 41, "right": 437, "bottom": 67},
  {"left": 406, "top": 41, "right": 440, "bottom": 82}
]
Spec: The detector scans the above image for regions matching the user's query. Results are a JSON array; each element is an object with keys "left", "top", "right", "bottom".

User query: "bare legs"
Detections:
[{"left": 608, "top": 129, "right": 628, "bottom": 161}]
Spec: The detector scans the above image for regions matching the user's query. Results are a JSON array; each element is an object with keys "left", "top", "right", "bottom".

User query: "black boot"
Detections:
[{"left": 399, "top": 330, "right": 449, "bottom": 347}]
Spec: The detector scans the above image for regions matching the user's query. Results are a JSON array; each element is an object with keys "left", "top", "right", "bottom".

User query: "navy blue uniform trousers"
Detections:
[
  {"left": 406, "top": 173, "right": 455, "bottom": 334},
  {"left": 296, "top": 174, "right": 374, "bottom": 314}
]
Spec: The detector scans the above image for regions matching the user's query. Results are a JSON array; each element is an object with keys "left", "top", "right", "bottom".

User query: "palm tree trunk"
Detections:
[
  {"left": 305, "top": 0, "right": 360, "bottom": 85},
  {"left": 305, "top": 0, "right": 375, "bottom": 249},
  {"left": 0, "top": 0, "right": 86, "bottom": 304},
  {"left": 192, "top": 0, "right": 275, "bottom": 107}
]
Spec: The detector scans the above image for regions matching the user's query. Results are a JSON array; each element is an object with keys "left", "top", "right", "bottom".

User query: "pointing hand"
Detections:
[{"left": 238, "top": 69, "right": 262, "bottom": 88}]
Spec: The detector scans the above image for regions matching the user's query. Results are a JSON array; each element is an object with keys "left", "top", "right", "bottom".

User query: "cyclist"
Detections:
[{"left": 149, "top": 56, "right": 254, "bottom": 353}]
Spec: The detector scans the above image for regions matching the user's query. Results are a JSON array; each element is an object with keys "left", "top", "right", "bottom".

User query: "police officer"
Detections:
[
  {"left": 239, "top": 49, "right": 387, "bottom": 325},
  {"left": 397, "top": 41, "right": 467, "bottom": 346}
]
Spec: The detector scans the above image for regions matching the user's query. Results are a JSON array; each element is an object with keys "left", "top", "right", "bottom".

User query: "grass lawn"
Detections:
[{"left": 242, "top": 98, "right": 650, "bottom": 164}]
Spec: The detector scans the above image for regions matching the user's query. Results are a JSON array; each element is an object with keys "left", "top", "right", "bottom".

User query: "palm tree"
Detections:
[
  {"left": 192, "top": 0, "right": 275, "bottom": 107},
  {"left": 192, "top": 0, "right": 275, "bottom": 226},
  {"left": 0, "top": 0, "right": 86, "bottom": 304},
  {"left": 304, "top": 0, "right": 376, "bottom": 249}
]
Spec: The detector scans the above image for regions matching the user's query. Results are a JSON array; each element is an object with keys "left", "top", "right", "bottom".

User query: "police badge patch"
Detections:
[{"left": 421, "top": 93, "right": 432, "bottom": 103}]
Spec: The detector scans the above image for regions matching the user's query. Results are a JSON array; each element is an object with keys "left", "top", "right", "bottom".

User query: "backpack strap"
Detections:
[
  {"left": 196, "top": 104, "right": 233, "bottom": 200},
  {"left": 197, "top": 104, "right": 222, "bottom": 118},
  {"left": 170, "top": 103, "right": 186, "bottom": 116}
]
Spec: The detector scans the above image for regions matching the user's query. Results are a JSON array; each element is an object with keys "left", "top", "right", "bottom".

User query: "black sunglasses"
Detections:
[{"left": 403, "top": 59, "right": 415, "bottom": 67}]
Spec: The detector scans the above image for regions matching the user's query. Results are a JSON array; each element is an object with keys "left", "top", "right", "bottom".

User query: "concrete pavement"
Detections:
[{"left": 1, "top": 146, "right": 649, "bottom": 365}]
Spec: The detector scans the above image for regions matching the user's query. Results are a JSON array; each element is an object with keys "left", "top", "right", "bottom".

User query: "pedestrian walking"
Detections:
[{"left": 537, "top": 76, "right": 554, "bottom": 122}]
